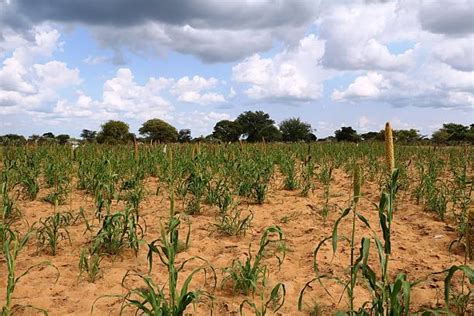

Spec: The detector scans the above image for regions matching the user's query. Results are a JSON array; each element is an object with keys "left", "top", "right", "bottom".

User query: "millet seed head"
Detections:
[{"left": 385, "top": 122, "right": 395, "bottom": 172}]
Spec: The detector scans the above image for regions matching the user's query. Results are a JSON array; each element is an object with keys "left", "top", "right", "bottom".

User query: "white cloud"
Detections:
[
  {"left": 432, "top": 36, "right": 474, "bottom": 71},
  {"left": 170, "top": 75, "right": 226, "bottom": 105},
  {"left": 232, "top": 34, "right": 328, "bottom": 102},
  {"left": 34, "top": 61, "right": 81, "bottom": 88},
  {"left": 0, "top": 25, "right": 79, "bottom": 112},
  {"left": 318, "top": 1, "right": 418, "bottom": 71},
  {"left": 333, "top": 72, "right": 389, "bottom": 100}
]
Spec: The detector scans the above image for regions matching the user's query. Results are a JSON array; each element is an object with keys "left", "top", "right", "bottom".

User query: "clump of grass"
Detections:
[{"left": 222, "top": 225, "right": 285, "bottom": 295}]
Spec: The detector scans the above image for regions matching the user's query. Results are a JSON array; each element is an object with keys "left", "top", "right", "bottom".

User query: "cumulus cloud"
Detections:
[
  {"left": 169, "top": 75, "right": 226, "bottom": 105},
  {"left": 419, "top": 0, "right": 474, "bottom": 36},
  {"left": 332, "top": 72, "right": 389, "bottom": 100},
  {"left": 232, "top": 34, "right": 329, "bottom": 102},
  {"left": 318, "top": 1, "right": 418, "bottom": 71},
  {"left": 34, "top": 61, "right": 81, "bottom": 88},
  {"left": 332, "top": 64, "right": 474, "bottom": 109},
  {"left": 0, "top": 25, "right": 79, "bottom": 111},
  {"left": 2, "top": 0, "right": 318, "bottom": 62}
]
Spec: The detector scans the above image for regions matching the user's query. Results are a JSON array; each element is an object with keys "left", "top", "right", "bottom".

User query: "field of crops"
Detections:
[{"left": 1, "top": 128, "right": 473, "bottom": 315}]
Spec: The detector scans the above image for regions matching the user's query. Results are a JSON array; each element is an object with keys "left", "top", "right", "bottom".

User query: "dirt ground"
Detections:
[{"left": 1, "top": 169, "right": 471, "bottom": 315}]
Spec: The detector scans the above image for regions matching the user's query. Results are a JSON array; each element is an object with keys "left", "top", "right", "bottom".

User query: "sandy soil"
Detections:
[{"left": 0, "top": 169, "right": 471, "bottom": 315}]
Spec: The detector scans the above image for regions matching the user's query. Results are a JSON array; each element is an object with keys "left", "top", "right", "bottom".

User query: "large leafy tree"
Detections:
[
  {"left": 394, "top": 129, "right": 422, "bottom": 143},
  {"left": 0, "top": 134, "right": 26, "bottom": 145},
  {"left": 97, "top": 120, "right": 131, "bottom": 144},
  {"left": 178, "top": 129, "right": 192, "bottom": 143},
  {"left": 139, "top": 119, "right": 178, "bottom": 143},
  {"left": 80, "top": 129, "right": 97, "bottom": 142},
  {"left": 236, "top": 111, "right": 281, "bottom": 142},
  {"left": 212, "top": 120, "right": 242, "bottom": 142},
  {"left": 56, "top": 134, "right": 70, "bottom": 145},
  {"left": 279, "top": 117, "right": 313, "bottom": 142},
  {"left": 432, "top": 123, "right": 471, "bottom": 143},
  {"left": 334, "top": 126, "right": 361, "bottom": 142}
]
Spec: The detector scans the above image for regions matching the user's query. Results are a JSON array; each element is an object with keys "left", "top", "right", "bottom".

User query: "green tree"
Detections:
[
  {"left": 212, "top": 120, "right": 242, "bottom": 142},
  {"left": 139, "top": 119, "right": 178, "bottom": 143},
  {"left": 334, "top": 126, "right": 361, "bottom": 142},
  {"left": 80, "top": 129, "right": 97, "bottom": 142},
  {"left": 432, "top": 123, "right": 470, "bottom": 143},
  {"left": 0, "top": 134, "right": 26, "bottom": 145},
  {"left": 97, "top": 120, "right": 130, "bottom": 144},
  {"left": 394, "top": 129, "right": 422, "bottom": 144},
  {"left": 56, "top": 134, "right": 70, "bottom": 145},
  {"left": 236, "top": 111, "right": 281, "bottom": 142},
  {"left": 178, "top": 129, "right": 192, "bottom": 143},
  {"left": 279, "top": 117, "right": 313, "bottom": 142},
  {"left": 361, "top": 131, "right": 381, "bottom": 141},
  {"left": 42, "top": 132, "right": 55, "bottom": 139}
]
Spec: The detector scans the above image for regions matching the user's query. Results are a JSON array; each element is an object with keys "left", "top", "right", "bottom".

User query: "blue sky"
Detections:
[{"left": 0, "top": 0, "right": 473, "bottom": 138}]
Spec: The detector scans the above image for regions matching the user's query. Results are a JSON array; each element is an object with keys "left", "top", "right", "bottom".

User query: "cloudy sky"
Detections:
[{"left": 0, "top": 0, "right": 473, "bottom": 138}]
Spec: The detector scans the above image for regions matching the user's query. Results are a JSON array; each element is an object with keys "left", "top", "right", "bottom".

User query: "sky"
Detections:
[{"left": 0, "top": 0, "right": 473, "bottom": 138}]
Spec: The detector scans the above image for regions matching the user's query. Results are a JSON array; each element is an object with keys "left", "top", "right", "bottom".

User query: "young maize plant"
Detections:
[
  {"left": 78, "top": 246, "right": 103, "bottom": 283},
  {"left": 300, "top": 149, "right": 315, "bottom": 197},
  {"left": 1, "top": 169, "right": 20, "bottom": 224},
  {"left": 91, "top": 206, "right": 143, "bottom": 256},
  {"left": 93, "top": 216, "right": 216, "bottom": 315},
  {"left": 467, "top": 206, "right": 473, "bottom": 261},
  {"left": 300, "top": 122, "right": 414, "bottom": 315},
  {"left": 239, "top": 283, "right": 286, "bottom": 316},
  {"left": 214, "top": 202, "right": 253, "bottom": 237},
  {"left": 318, "top": 163, "right": 333, "bottom": 222},
  {"left": 222, "top": 225, "right": 285, "bottom": 295},
  {"left": 35, "top": 210, "right": 74, "bottom": 255},
  {"left": 1, "top": 226, "right": 59, "bottom": 315}
]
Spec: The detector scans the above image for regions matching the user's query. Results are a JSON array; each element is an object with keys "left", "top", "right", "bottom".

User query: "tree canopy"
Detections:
[
  {"left": 97, "top": 120, "right": 131, "bottom": 144},
  {"left": 178, "top": 129, "right": 192, "bottom": 143},
  {"left": 334, "top": 126, "right": 361, "bottom": 142},
  {"left": 279, "top": 117, "right": 314, "bottom": 142},
  {"left": 139, "top": 119, "right": 178, "bottom": 143},
  {"left": 236, "top": 111, "right": 281, "bottom": 142},
  {"left": 212, "top": 120, "right": 242, "bottom": 142},
  {"left": 432, "top": 123, "right": 473, "bottom": 144},
  {"left": 81, "top": 129, "right": 97, "bottom": 142}
]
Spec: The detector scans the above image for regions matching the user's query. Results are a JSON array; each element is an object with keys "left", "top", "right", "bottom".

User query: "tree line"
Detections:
[{"left": 1, "top": 110, "right": 473, "bottom": 145}]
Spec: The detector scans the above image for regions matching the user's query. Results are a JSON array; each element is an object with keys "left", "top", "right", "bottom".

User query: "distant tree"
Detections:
[
  {"left": 139, "top": 119, "right": 178, "bottom": 143},
  {"left": 307, "top": 133, "right": 317, "bottom": 142},
  {"left": 361, "top": 131, "right": 381, "bottom": 141},
  {"left": 80, "top": 129, "right": 97, "bottom": 142},
  {"left": 467, "top": 124, "right": 474, "bottom": 143},
  {"left": 28, "top": 134, "right": 41, "bottom": 143},
  {"left": 56, "top": 134, "right": 70, "bottom": 145},
  {"left": 236, "top": 111, "right": 281, "bottom": 142},
  {"left": 432, "top": 123, "right": 471, "bottom": 143},
  {"left": 0, "top": 134, "right": 26, "bottom": 145},
  {"left": 212, "top": 120, "right": 242, "bottom": 142},
  {"left": 394, "top": 129, "right": 422, "bottom": 144},
  {"left": 42, "top": 132, "right": 55, "bottom": 139},
  {"left": 279, "top": 117, "right": 313, "bottom": 142},
  {"left": 178, "top": 129, "right": 192, "bottom": 143},
  {"left": 97, "top": 120, "right": 130, "bottom": 144},
  {"left": 334, "top": 126, "right": 361, "bottom": 142}
]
